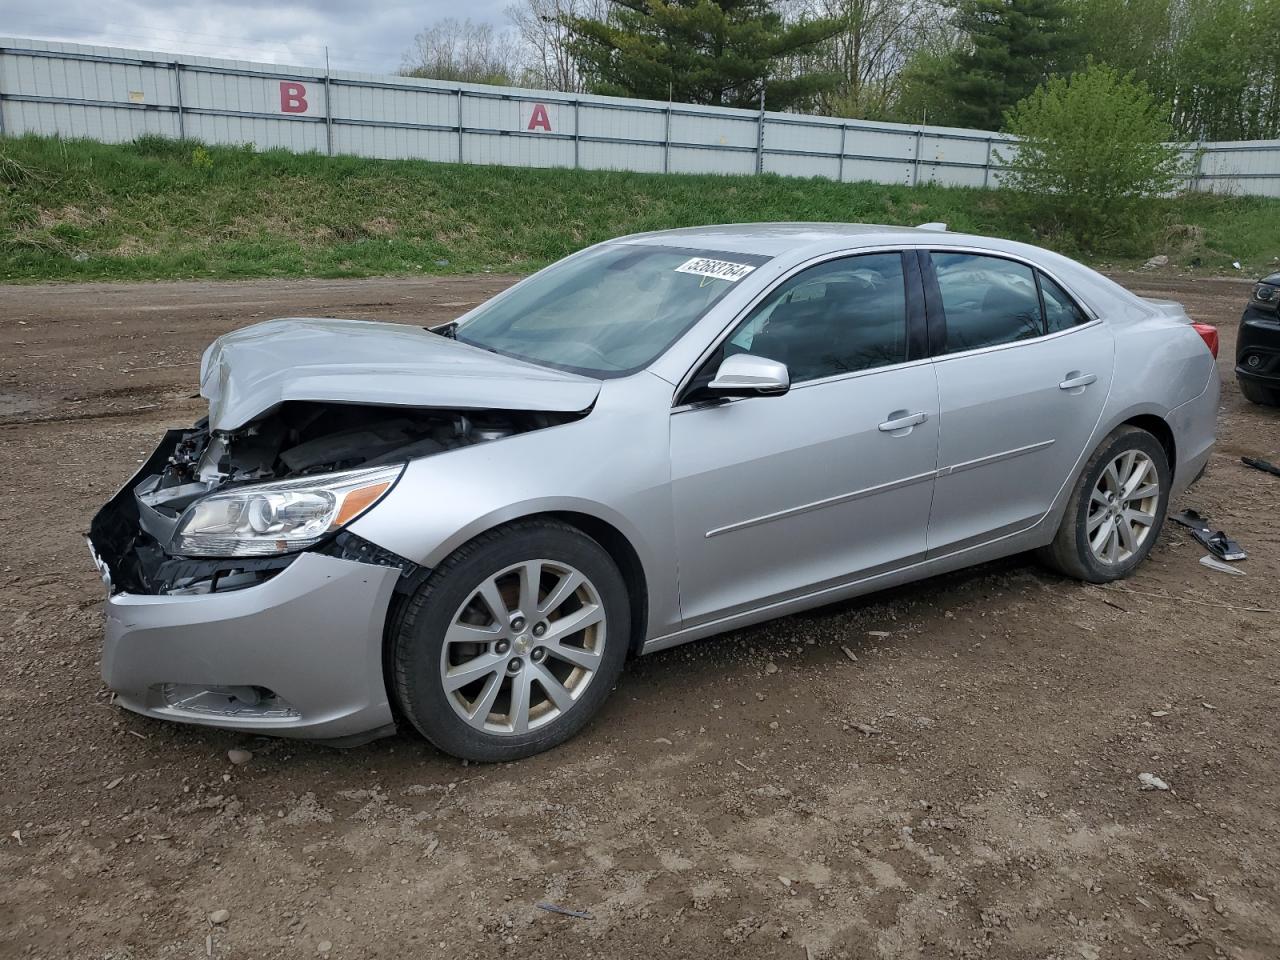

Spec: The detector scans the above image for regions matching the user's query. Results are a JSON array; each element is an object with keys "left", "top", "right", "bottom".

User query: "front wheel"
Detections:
[
  {"left": 1037, "top": 426, "right": 1171, "bottom": 583},
  {"left": 390, "top": 520, "right": 630, "bottom": 761}
]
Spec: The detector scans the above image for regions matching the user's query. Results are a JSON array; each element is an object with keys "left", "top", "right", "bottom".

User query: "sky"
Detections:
[{"left": 3, "top": 0, "right": 511, "bottom": 74}]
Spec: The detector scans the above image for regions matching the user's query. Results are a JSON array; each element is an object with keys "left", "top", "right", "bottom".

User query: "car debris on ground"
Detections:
[
  {"left": 1170, "top": 509, "right": 1247, "bottom": 561},
  {"left": 1242, "top": 456, "right": 1280, "bottom": 478},
  {"left": 1200, "top": 556, "right": 1246, "bottom": 575}
]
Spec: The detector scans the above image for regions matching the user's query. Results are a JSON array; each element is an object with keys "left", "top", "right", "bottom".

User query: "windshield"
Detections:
[{"left": 456, "top": 244, "right": 772, "bottom": 377}]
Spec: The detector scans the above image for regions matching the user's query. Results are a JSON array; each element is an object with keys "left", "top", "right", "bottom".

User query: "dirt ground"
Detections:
[{"left": 2, "top": 272, "right": 1278, "bottom": 960}]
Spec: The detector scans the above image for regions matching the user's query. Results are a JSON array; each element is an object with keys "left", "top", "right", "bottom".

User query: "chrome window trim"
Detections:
[
  {"left": 671, "top": 242, "right": 1103, "bottom": 408},
  {"left": 924, "top": 248, "right": 1104, "bottom": 362},
  {"left": 928, "top": 317, "right": 1105, "bottom": 365},
  {"left": 922, "top": 244, "right": 1101, "bottom": 322},
  {"left": 671, "top": 244, "right": 920, "bottom": 408}
]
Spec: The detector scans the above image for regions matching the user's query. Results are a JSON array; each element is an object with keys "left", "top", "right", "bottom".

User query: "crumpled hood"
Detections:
[{"left": 199, "top": 317, "right": 601, "bottom": 431}]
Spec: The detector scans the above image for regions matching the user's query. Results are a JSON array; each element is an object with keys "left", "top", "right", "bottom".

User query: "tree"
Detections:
[
  {"left": 1061, "top": 0, "right": 1280, "bottom": 142},
  {"left": 561, "top": 0, "right": 844, "bottom": 110},
  {"left": 401, "top": 18, "right": 525, "bottom": 86},
  {"left": 786, "top": 0, "right": 947, "bottom": 118},
  {"left": 932, "top": 0, "right": 1081, "bottom": 130},
  {"left": 1166, "top": 0, "right": 1280, "bottom": 140},
  {"left": 507, "top": 0, "right": 609, "bottom": 92},
  {"left": 999, "top": 63, "right": 1190, "bottom": 250},
  {"left": 1065, "top": 0, "right": 1178, "bottom": 106}
]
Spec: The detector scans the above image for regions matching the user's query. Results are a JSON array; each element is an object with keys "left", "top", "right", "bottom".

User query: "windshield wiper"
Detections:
[{"left": 426, "top": 321, "right": 458, "bottom": 339}]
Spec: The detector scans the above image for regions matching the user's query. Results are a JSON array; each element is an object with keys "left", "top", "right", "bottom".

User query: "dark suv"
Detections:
[{"left": 1238, "top": 272, "right": 1280, "bottom": 407}]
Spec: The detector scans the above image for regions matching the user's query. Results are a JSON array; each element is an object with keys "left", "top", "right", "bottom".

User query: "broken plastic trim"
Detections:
[
  {"left": 318, "top": 531, "right": 431, "bottom": 596},
  {"left": 149, "top": 531, "right": 427, "bottom": 597},
  {"left": 1169, "top": 509, "right": 1246, "bottom": 561}
]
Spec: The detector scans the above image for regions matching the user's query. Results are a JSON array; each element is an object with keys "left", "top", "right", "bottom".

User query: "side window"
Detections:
[
  {"left": 724, "top": 253, "right": 908, "bottom": 384},
  {"left": 933, "top": 253, "right": 1043, "bottom": 353},
  {"left": 1040, "top": 273, "right": 1088, "bottom": 332}
]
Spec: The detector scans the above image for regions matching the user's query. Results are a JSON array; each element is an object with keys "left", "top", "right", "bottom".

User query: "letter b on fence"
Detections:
[{"left": 280, "top": 82, "right": 309, "bottom": 113}]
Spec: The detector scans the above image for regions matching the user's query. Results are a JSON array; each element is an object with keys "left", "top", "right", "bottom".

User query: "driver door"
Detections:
[{"left": 668, "top": 251, "right": 940, "bottom": 626}]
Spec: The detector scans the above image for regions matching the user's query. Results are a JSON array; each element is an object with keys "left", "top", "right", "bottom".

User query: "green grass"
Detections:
[{"left": 1, "top": 134, "right": 1276, "bottom": 283}]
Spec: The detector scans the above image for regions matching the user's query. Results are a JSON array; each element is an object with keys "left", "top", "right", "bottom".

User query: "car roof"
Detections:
[
  {"left": 619, "top": 222, "right": 1086, "bottom": 274},
  {"left": 617, "top": 221, "right": 1152, "bottom": 326},
  {"left": 620, "top": 222, "right": 929, "bottom": 257}
]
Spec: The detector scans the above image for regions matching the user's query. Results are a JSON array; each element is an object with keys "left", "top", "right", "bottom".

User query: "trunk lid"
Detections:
[
  {"left": 1140, "top": 297, "right": 1192, "bottom": 322},
  {"left": 199, "top": 317, "right": 601, "bottom": 430}
]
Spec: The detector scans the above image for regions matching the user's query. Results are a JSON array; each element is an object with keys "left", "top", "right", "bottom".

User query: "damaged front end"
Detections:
[
  {"left": 87, "top": 400, "right": 582, "bottom": 744},
  {"left": 89, "top": 401, "right": 573, "bottom": 596}
]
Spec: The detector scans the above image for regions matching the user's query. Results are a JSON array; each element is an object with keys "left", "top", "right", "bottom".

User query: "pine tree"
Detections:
[
  {"left": 563, "top": 0, "right": 842, "bottom": 110},
  {"left": 935, "top": 0, "right": 1080, "bottom": 130}
]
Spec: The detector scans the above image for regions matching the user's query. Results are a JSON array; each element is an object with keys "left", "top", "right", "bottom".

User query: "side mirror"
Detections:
[{"left": 707, "top": 353, "right": 790, "bottom": 397}]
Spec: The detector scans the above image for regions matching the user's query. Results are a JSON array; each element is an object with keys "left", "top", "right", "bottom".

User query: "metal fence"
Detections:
[{"left": 3, "top": 35, "right": 1278, "bottom": 197}]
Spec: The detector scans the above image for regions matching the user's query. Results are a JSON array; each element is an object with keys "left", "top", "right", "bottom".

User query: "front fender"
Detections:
[{"left": 346, "top": 373, "right": 680, "bottom": 640}]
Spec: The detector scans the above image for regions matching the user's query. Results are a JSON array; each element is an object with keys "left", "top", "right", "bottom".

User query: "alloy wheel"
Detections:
[
  {"left": 1087, "top": 449, "right": 1160, "bottom": 565},
  {"left": 439, "top": 559, "right": 606, "bottom": 735}
]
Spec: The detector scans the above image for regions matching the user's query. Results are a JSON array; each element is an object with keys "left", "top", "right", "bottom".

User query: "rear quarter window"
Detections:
[{"left": 1040, "top": 273, "right": 1089, "bottom": 332}]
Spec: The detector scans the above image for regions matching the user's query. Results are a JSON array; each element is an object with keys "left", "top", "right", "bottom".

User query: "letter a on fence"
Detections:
[
  {"left": 527, "top": 103, "right": 552, "bottom": 132},
  {"left": 280, "top": 82, "right": 309, "bottom": 113}
]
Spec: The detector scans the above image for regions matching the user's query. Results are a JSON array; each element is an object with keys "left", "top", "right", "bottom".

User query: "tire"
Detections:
[
  {"left": 390, "top": 519, "right": 630, "bottom": 761},
  {"left": 1036, "top": 426, "right": 1171, "bottom": 583},
  {"left": 1238, "top": 377, "right": 1280, "bottom": 407}
]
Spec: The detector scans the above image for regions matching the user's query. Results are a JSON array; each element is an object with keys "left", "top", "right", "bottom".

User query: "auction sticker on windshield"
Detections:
[{"left": 675, "top": 257, "right": 757, "bottom": 282}]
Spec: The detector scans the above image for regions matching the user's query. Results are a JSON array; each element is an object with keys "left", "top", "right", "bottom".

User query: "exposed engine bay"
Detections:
[
  {"left": 153, "top": 400, "right": 562, "bottom": 498},
  {"left": 89, "top": 402, "right": 580, "bottom": 596}
]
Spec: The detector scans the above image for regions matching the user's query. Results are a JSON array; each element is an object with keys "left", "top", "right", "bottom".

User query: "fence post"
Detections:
[
  {"left": 0, "top": 47, "right": 7, "bottom": 137},
  {"left": 663, "top": 100, "right": 672, "bottom": 174},
  {"left": 323, "top": 47, "right": 333, "bottom": 156},
  {"left": 574, "top": 98, "right": 580, "bottom": 169},
  {"left": 911, "top": 127, "right": 922, "bottom": 186},
  {"left": 837, "top": 123, "right": 847, "bottom": 183},
  {"left": 982, "top": 136, "right": 992, "bottom": 188},
  {"left": 456, "top": 88, "right": 464, "bottom": 164},
  {"left": 755, "top": 88, "right": 766, "bottom": 174},
  {"left": 172, "top": 61, "right": 186, "bottom": 140}
]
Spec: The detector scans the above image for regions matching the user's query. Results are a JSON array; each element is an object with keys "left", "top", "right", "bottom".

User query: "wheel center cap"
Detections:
[{"left": 514, "top": 635, "right": 531, "bottom": 654}]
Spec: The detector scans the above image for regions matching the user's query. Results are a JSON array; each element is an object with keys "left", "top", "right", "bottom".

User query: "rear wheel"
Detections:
[
  {"left": 1238, "top": 377, "right": 1280, "bottom": 407},
  {"left": 391, "top": 520, "right": 629, "bottom": 761},
  {"left": 1037, "top": 426, "right": 1170, "bottom": 583}
]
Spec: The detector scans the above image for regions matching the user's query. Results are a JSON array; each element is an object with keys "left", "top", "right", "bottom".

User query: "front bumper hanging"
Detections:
[{"left": 87, "top": 430, "right": 423, "bottom": 745}]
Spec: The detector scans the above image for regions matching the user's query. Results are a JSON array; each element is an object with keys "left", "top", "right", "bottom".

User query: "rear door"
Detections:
[{"left": 923, "top": 250, "right": 1115, "bottom": 555}]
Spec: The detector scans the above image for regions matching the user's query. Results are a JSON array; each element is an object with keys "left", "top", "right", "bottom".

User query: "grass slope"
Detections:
[{"left": 2, "top": 134, "right": 1276, "bottom": 283}]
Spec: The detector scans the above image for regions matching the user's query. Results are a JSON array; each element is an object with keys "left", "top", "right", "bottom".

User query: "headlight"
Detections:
[
  {"left": 1255, "top": 283, "right": 1277, "bottom": 305},
  {"left": 171, "top": 465, "right": 403, "bottom": 557}
]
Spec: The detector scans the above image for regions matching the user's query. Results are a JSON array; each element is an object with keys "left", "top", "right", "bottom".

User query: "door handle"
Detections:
[
  {"left": 1059, "top": 372, "right": 1097, "bottom": 390},
  {"left": 878, "top": 411, "right": 928, "bottom": 433}
]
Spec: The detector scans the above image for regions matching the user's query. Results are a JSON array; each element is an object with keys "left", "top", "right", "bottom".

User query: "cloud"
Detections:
[{"left": 6, "top": 0, "right": 515, "bottom": 74}]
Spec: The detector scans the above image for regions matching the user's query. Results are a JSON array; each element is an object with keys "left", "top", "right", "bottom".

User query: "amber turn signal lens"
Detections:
[{"left": 333, "top": 481, "right": 391, "bottom": 528}]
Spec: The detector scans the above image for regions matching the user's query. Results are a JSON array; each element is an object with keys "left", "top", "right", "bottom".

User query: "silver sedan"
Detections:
[{"left": 89, "top": 223, "right": 1220, "bottom": 759}]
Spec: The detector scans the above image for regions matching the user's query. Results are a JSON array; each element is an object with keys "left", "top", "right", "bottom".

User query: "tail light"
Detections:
[{"left": 1191, "top": 322, "right": 1219, "bottom": 359}]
